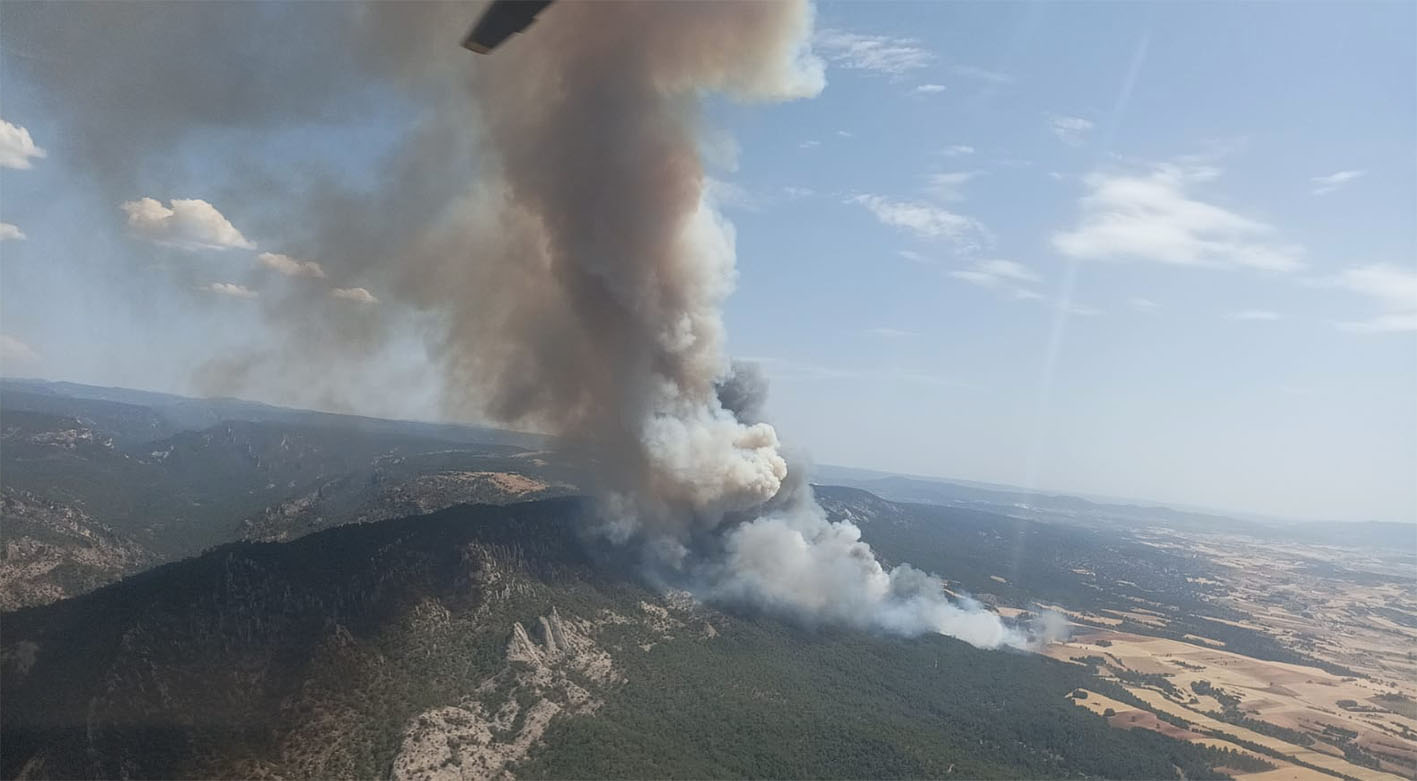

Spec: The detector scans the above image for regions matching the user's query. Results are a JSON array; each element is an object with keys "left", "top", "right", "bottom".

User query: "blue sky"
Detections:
[{"left": 1, "top": 1, "right": 1413, "bottom": 522}]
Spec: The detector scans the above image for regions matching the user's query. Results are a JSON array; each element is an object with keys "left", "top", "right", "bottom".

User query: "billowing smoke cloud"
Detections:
[{"left": 4, "top": 0, "right": 1047, "bottom": 650}]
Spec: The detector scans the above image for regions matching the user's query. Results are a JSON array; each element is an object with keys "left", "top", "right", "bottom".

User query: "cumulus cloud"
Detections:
[
  {"left": 927, "top": 171, "right": 982, "bottom": 203},
  {"left": 1227, "top": 309, "right": 1281, "bottom": 321},
  {"left": 851, "top": 194, "right": 988, "bottom": 251},
  {"left": 914, "top": 83, "right": 946, "bottom": 94},
  {"left": 202, "top": 282, "right": 258, "bottom": 299},
  {"left": 1048, "top": 115, "right": 1094, "bottom": 145},
  {"left": 814, "top": 29, "right": 933, "bottom": 75},
  {"left": 0, "top": 119, "right": 46, "bottom": 169},
  {"left": 121, "top": 197, "right": 254, "bottom": 250},
  {"left": 330, "top": 286, "right": 378, "bottom": 304},
  {"left": 1310, "top": 169, "right": 1365, "bottom": 196},
  {"left": 1051, "top": 163, "right": 1303, "bottom": 272},
  {"left": 0, "top": 334, "right": 38, "bottom": 364},
  {"left": 257, "top": 251, "right": 326, "bottom": 278},
  {"left": 0, "top": 222, "right": 25, "bottom": 241},
  {"left": 1320, "top": 263, "right": 1417, "bottom": 334}
]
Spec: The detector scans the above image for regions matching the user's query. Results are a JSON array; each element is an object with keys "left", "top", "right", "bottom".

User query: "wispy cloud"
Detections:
[
  {"left": 202, "top": 282, "right": 258, "bottom": 300},
  {"left": 942, "top": 145, "right": 975, "bottom": 157},
  {"left": 1227, "top": 309, "right": 1281, "bottom": 321},
  {"left": 914, "top": 83, "right": 947, "bottom": 94},
  {"left": 926, "top": 171, "right": 983, "bottom": 203},
  {"left": 331, "top": 287, "right": 378, "bottom": 304},
  {"left": 0, "top": 334, "right": 38, "bottom": 363},
  {"left": 257, "top": 252, "right": 326, "bottom": 279},
  {"left": 121, "top": 197, "right": 254, "bottom": 251},
  {"left": 1052, "top": 163, "right": 1303, "bottom": 272},
  {"left": 948, "top": 259, "right": 1043, "bottom": 300},
  {"left": 1318, "top": 262, "right": 1417, "bottom": 334},
  {"left": 867, "top": 327, "right": 917, "bottom": 338},
  {"left": 0, "top": 222, "right": 25, "bottom": 241},
  {"left": 1063, "top": 303, "right": 1102, "bottom": 317},
  {"left": 1048, "top": 115, "right": 1094, "bottom": 145},
  {"left": 950, "top": 64, "right": 1012, "bottom": 85},
  {"left": 799, "top": 139, "right": 821, "bottom": 150},
  {"left": 897, "top": 249, "right": 931, "bottom": 264},
  {"left": 1128, "top": 297, "right": 1159, "bottom": 312},
  {"left": 814, "top": 30, "right": 933, "bottom": 75},
  {"left": 835, "top": 130, "right": 855, "bottom": 138},
  {"left": 782, "top": 185, "right": 816, "bottom": 199},
  {"left": 851, "top": 194, "right": 989, "bottom": 251},
  {"left": 1310, "top": 169, "right": 1365, "bottom": 196},
  {"left": 0, "top": 118, "right": 46, "bottom": 169}
]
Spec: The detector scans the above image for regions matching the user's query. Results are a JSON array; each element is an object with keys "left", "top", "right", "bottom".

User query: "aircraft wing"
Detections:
[{"left": 463, "top": 0, "right": 555, "bottom": 54}]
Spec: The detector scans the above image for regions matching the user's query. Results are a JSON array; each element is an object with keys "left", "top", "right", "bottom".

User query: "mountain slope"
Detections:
[{"left": 3, "top": 498, "right": 1240, "bottom": 780}]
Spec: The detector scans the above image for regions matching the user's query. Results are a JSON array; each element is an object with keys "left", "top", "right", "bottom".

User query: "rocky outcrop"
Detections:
[
  {"left": 390, "top": 608, "right": 620, "bottom": 781},
  {"left": 0, "top": 489, "right": 155, "bottom": 609}
]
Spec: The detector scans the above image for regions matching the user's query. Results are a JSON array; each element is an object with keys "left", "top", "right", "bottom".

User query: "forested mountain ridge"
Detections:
[{"left": 1, "top": 498, "right": 1243, "bottom": 780}]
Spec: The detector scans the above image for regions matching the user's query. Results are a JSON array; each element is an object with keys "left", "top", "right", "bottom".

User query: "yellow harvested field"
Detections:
[
  {"left": 1234, "top": 767, "right": 1335, "bottom": 781},
  {"left": 1126, "top": 688, "right": 1405, "bottom": 780}
]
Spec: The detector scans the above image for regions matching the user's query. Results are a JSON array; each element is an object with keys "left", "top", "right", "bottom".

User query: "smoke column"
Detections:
[
  {"left": 444, "top": 1, "right": 1035, "bottom": 649},
  {"left": 2, "top": 0, "right": 1044, "bottom": 649}
]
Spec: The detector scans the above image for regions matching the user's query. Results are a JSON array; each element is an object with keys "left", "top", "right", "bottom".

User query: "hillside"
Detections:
[{"left": 1, "top": 498, "right": 1241, "bottom": 780}]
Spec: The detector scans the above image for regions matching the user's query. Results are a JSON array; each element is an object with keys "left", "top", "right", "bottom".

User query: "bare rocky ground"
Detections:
[{"left": 0, "top": 489, "right": 155, "bottom": 611}]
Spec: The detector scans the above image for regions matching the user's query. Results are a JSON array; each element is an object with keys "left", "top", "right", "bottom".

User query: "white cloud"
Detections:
[
  {"left": 0, "top": 119, "right": 46, "bottom": 169},
  {"left": 0, "top": 222, "right": 25, "bottom": 241},
  {"left": 942, "top": 145, "right": 975, "bottom": 157},
  {"left": 331, "top": 287, "right": 378, "bottom": 304},
  {"left": 867, "top": 327, "right": 916, "bottom": 338},
  {"left": 835, "top": 130, "right": 854, "bottom": 138},
  {"left": 1052, "top": 163, "right": 1303, "bottom": 272},
  {"left": 1335, "top": 312, "right": 1417, "bottom": 334},
  {"left": 977, "top": 259, "right": 1040, "bottom": 283},
  {"left": 851, "top": 194, "right": 988, "bottom": 250},
  {"left": 1064, "top": 303, "right": 1102, "bottom": 317},
  {"left": 0, "top": 334, "right": 38, "bottom": 364},
  {"left": 948, "top": 259, "right": 1042, "bottom": 299},
  {"left": 257, "top": 252, "right": 326, "bottom": 279},
  {"left": 782, "top": 186, "right": 815, "bottom": 199},
  {"left": 814, "top": 30, "right": 933, "bottom": 75},
  {"left": 897, "top": 249, "right": 931, "bottom": 264},
  {"left": 799, "top": 139, "right": 821, "bottom": 150},
  {"left": 1310, "top": 169, "right": 1366, "bottom": 196},
  {"left": 950, "top": 64, "right": 1013, "bottom": 85},
  {"left": 926, "top": 171, "right": 982, "bottom": 203},
  {"left": 1320, "top": 263, "right": 1417, "bottom": 334},
  {"left": 1128, "top": 297, "right": 1159, "bottom": 312},
  {"left": 121, "top": 197, "right": 254, "bottom": 250},
  {"left": 914, "top": 83, "right": 947, "bottom": 94},
  {"left": 1048, "top": 115, "right": 1094, "bottom": 145},
  {"left": 1228, "top": 309, "right": 1281, "bottom": 321},
  {"left": 1325, "top": 263, "right": 1417, "bottom": 310},
  {"left": 202, "top": 282, "right": 258, "bottom": 299}
]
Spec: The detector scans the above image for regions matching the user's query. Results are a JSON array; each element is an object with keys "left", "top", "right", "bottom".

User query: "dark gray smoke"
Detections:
[{"left": 4, "top": 0, "right": 1045, "bottom": 649}]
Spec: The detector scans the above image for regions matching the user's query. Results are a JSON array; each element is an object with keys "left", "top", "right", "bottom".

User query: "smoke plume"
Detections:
[{"left": 4, "top": 0, "right": 1044, "bottom": 649}]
